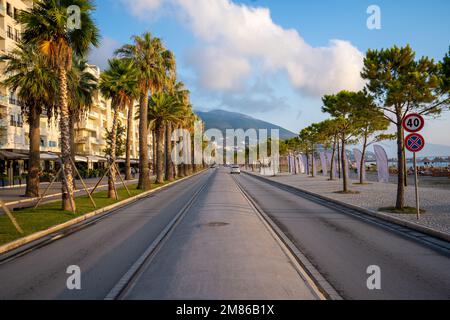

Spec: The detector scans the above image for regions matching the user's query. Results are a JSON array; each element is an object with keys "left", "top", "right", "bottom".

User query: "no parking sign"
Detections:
[
  {"left": 402, "top": 114, "right": 426, "bottom": 220},
  {"left": 405, "top": 133, "right": 425, "bottom": 153}
]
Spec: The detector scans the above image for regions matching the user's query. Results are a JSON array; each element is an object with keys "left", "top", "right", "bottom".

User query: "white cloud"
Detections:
[
  {"left": 88, "top": 36, "right": 120, "bottom": 70},
  {"left": 120, "top": 0, "right": 164, "bottom": 18},
  {"left": 121, "top": 0, "right": 365, "bottom": 97}
]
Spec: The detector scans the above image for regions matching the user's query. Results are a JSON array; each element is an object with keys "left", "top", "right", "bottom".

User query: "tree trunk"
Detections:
[
  {"left": 155, "top": 120, "right": 165, "bottom": 184},
  {"left": 152, "top": 130, "right": 156, "bottom": 175},
  {"left": 311, "top": 145, "right": 315, "bottom": 177},
  {"left": 396, "top": 122, "right": 405, "bottom": 209},
  {"left": 330, "top": 138, "right": 336, "bottom": 181},
  {"left": 25, "top": 105, "right": 40, "bottom": 198},
  {"left": 59, "top": 67, "right": 75, "bottom": 212},
  {"left": 138, "top": 92, "right": 151, "bottom": 190},
  {"left": 305, "top": 152, "right": 310, "bottom": 175},
  {"left": 108, "top": 109, "right": 119, "bottom": 199},
  {"left": 360, "top": 134, "right": 368, "bottom": 184},
  {"left": 125, "top": 101, "right": 133, "bottom": 180},
  {"left": 165, "top": 121, "right": 174, "bottom": 182},
  {"left": 341, "top": 137, "right": 348, "bottom": 192},
  {"left": 337, "top": 141, "right": 341, "bottom": 179},
  {"left": 69, "top": 114, "right": 77, "bottom": 189}
]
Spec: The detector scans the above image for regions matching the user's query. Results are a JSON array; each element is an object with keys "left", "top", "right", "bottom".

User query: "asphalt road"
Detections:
[
  {"left": 0, "top": 171, "right": 210, "bottom": 299},
  {"left": 235, "top": 173, "right": 450, "bottom": 300},
  {"left": 122, "top": 168, "right": 318, "bottom": 300},
  {"left": 0, "top": 167, "right": 449, "bottom": 300}
]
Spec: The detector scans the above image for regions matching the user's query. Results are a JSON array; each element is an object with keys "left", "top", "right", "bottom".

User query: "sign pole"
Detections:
[{"left": 413, "top": 152, "right": 420, "bottom": 220}]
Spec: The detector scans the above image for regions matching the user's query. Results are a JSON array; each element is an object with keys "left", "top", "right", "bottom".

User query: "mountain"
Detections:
[{"left": 196, "top": 110, "right": 297, "bottom": 140}]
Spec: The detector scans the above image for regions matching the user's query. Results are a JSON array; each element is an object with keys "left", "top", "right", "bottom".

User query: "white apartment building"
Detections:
[{"left": 0, "top": 1, "right": 148, "bottom": 184}]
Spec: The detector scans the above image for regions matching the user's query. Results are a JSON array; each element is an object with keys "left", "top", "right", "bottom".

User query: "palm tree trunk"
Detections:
[
  {"left": 311, "top": 145, "right": 315, "bottom": 177},
  {"left": 69, "top": 114, "right": 77, "bottom": 189},
  {"left": 108, "top": 109, "right": 119, "bottom": 199},
  {"left": 25, "top": 105, "right": 40, "bottom": 198},
  {"left": 165, "top": 121, "right": 174, "bottom": 182},
  {"left": 155, "top": 120, "right": 165, "bottom": 184},
  {"left": 125, "top": 101, "right": 133, "bottom": 180},
  {"left": 152, "top": 130, "right": 156, "bottom": 175},
  {"left": 59, "top": 67, "right": 75, "bottom": 212},
  {"left": 138, "top": 92, "right": 151, "bottom": 190}
]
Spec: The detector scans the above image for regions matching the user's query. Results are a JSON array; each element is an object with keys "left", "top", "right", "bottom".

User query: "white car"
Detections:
[{"left": 230, "top": 165, "right": 241, "bottom": 174}]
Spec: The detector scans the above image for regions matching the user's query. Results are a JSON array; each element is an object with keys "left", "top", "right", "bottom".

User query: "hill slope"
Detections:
[{"left": 196, "top": 110, "right": 297, "bottom": 140}]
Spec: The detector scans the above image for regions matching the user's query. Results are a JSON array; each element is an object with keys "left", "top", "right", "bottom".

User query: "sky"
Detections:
[{"left": 89, "top": 0, "right": 450, "bottom": 146}]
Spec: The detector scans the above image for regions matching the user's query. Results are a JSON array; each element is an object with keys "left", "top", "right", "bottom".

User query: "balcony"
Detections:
[
  {"left": 0, "top": 28, "right": 5, "bottom": 40},
  {"left": 0, "top": 4, "right": 5, "bottom": 17},
  {"left": 90, "top": 137, "right": 104, "bottom": 145},
  {"left": 88, "top": 111, "right": 100, "bottom": 119},
  {"left": 0, "top": 95, "right": 8, "bottom": 107}
]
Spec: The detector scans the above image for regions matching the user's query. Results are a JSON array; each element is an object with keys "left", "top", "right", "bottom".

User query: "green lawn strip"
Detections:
[{"left": 0, "top": 181, "right": 172, "bottom": 246}]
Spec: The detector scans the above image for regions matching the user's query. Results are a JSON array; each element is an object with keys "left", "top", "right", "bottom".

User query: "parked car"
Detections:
[{"left": 230, "top": 165, "right": 241, "bottom": 174}]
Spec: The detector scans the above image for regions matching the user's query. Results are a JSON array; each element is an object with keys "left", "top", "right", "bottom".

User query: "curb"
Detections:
[
  {"left": 244, "top": 171, "right": 450, "bottom": 243},
  {"left": 0, "top": 170, "right": 208, "bottom": 255}
]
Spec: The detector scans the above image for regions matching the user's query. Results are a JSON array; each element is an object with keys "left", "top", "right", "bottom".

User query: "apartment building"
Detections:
[{"left": 0, "top": 1, "right": 146, "bottom": 183}]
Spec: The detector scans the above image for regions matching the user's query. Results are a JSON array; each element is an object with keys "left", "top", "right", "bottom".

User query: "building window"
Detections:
[
  {"left": 6, "top": 2, "right": 12, "bottom": 17},
  {"left": 7, "top": 25, "right": 14, "bottom": 39},
  {"left": 40, "top": 137, "right": 46, "bottom": 148},
  {"left": 9, "top": 114, "right": 22, "bottom": 127},
  {"left": 14, "top": 29, "right": 20, "bottom": 42},
  {"left": 14, "top": 7, "right": 18, "bottom": 20},
  {"left": 49, "top": 141, "right": 57, "bottom": 148}
]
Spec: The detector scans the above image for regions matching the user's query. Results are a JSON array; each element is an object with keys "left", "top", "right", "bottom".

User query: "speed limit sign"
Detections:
[{"left": 403, "top": 113, "right": 425, "bottom": 133}]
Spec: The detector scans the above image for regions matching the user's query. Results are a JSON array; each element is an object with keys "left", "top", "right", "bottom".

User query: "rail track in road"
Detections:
[
  {"left": 107, "top": 168, "right": 328, "bottom": 300},
  {"left": 231, "top": 175, "right": 340, "bottom": 300},
  {"left": 105, "top": 173, "right": 213, "bottom": 300},
  {"left": 235, "top": 172, "right": 450, "bottom": 299}
]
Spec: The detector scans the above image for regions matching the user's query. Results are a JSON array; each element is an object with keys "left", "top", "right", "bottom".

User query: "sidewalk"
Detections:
[{"left": 249, "top": 171, "right": 450, "bottom": 235}]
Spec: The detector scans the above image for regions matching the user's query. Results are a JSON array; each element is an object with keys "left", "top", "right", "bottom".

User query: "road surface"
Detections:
[
  {"left": 235, "top": 172, "right": 450, "bottom": 299},
  {"left": 0, "top": 168, "right": 319, "bottom": 300},
  {"left": 0, "top": 167, "right": 449, "bottom": 300}
]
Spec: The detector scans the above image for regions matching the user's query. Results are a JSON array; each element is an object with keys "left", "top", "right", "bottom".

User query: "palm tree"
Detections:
[
  {"left": 0, "top": 43, "right": 58, "bottom": 197},
  {"left": 125, "top": 96, "right": 139, "bottom": 181},
  {"left": 147, "top": 93, "right": 184, "bottom": 184},
  {"left": 116, "top": 33, "right": 176, "bottom": 190},
  {"left": 99, "top": 58, "right": 138, "bottom": 198},
  {"left": 68, "top": 58, "right": 98, "bottom": 168},
  {"left": 18, "top": 0, "right": 100, "bottom": 211}
]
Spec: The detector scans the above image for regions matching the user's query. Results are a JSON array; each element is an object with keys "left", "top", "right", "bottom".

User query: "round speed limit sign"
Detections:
[{"left": 402, "top": 113, "right": 425, "bottom": 133}]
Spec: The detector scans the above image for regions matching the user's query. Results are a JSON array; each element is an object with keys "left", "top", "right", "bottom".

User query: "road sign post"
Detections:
[{"left": 404, "top": 120, "right": 425, "bottom": 219}]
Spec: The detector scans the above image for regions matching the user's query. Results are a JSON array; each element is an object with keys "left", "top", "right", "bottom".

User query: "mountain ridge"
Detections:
[{"left": 195, "top": 109, "right": 297, "bottom": 140}]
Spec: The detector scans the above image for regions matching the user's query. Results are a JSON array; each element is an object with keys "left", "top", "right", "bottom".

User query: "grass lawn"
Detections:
[{"left": 0, "top": 182, "right": 169, "bottom": 246}]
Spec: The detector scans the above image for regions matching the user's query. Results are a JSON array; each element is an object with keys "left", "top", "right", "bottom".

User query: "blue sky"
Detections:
[{"left": 90, "top": 0, "right": 450, "bottom": 146}]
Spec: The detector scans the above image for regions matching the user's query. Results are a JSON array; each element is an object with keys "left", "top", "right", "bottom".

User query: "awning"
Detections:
[
  {"left": 0, "top": 151, "right": 29, "bottom": 160},
  {"left": 116, "top": 158, "right": 139, "bottom": 164},
  {"left": 86, "top": 156, "right": 108, "bottom": 163},
  {"left": 75, "top": 155, "right": 88, "bottom": 163},
  {"left": 40, "top": 153, "right": 59, "bottom": 161}
]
